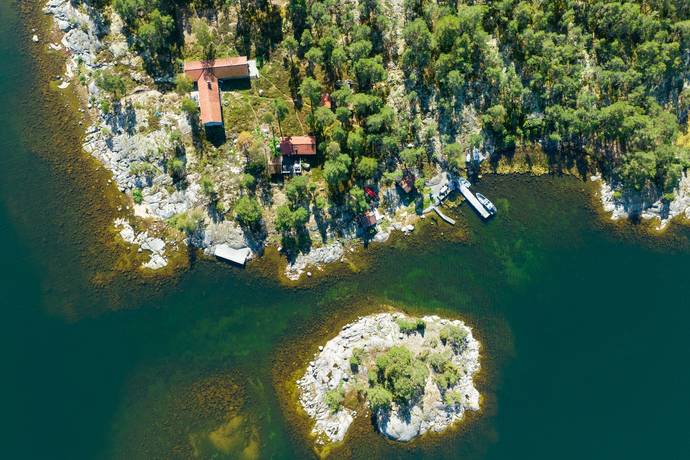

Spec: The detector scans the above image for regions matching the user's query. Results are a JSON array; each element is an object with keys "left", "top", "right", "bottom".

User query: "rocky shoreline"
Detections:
[
  {"left": 594, "top": 173, "right": 690, "bottom": 229},
  {"left": 297, "top": 312, "right": 481, "bottom": 446},
  {"left": 43, "top": 0, "right": 423, "bottom": 277}
]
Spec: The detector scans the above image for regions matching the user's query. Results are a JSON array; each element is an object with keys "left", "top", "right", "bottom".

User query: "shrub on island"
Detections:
[
  {"left": 349, "top": 348, "right": 365, "bottom": 371},
  {"left": 324, "top": 384, "right": 345, "bottom": 414},
  {"left": 366, "top": 386, "right": 393, "bottom": 411},
  {"left": 372, "top": 346, "right": 428, "bottom": 404},
  {"left": 440, "top": 324, "right": 468, "bottom": 349},
  {"left": 395, "top": 317, "right": 426, "bottom": 334}
]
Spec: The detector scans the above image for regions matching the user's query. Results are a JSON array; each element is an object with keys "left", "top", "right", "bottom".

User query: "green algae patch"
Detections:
[{"left": 190, "top": 414, "right": 260, "bottom": 459}]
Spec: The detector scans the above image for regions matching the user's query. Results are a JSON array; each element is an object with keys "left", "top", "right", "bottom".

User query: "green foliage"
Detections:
[
  {"left": 439, "top": 324, "right": 468, "bottom": 349},
  {"left": 312, "top": 106, "right": 337, "bottom": 133},
  {"left": 427, "top": 352, "right": 451, "bottom": 373},
  {"left": 396, "top": 317, "right": 425, "bottom": 334},
  {"left": 273, "top": 99, "right": 289, "bottom": 135},
  {"left": 356, "top": 156, "right": 379, "bottom": 179},
  {"left": 445, "top": 143, "right": 464, "bottom": 170},
  {"left": 292, "top": 206, "right": 309, "bottom": 228},
  {"left": 353, "top": 57, "right": 387, "bottom": 90},
  {"left": 350, "top": 348, "right": 365, "bottom": 369},
  {"left": 323, "top": 154, "right": 352, "bottom": 189},
  {"left": 299, "top": 77, "right": 323, "bottom": 109},
  {"left": 129, "top": 161, "right": 157, "bottom": 177},
  {"left": 374, "top": 346, "right": 429, "bottom": 403},
  {"left": 325, "top": 141, "right": 341, "bottom": 159},
  {"left": 95, "top": 70, "right": 126, "bottom": 100},
  {"left": 168, "top": 209, "right": 203, "bottom": 235},
  {"left": 240, "top": 173, "right": 256, "bottom": 190},
  {"left": 434, "top": 362, "right": 461, "bottom": 390},
  {"left": 443, "top": 390, "right": 464, "bottom": 406},
  {"left": 99, "top": 99, "right": 111, "bottom": 114},
  {"left": 285, "top": 175, "right": 310, "bottom": 205},
  {"left": 166, "top": 158, "right": 185, "bottom": 180},
  {"left": 348, "top": 186, "right": 369, "bottom": 213},
  {"left": 245, "top": 139, "right": 268, "bottom": 178},
  {"left": 366, "top": 385, "right": 393, "bottom": 412},
  {"left": 132, "top": 188, "right": 143, "bottom": 204},
  {"left": 200, "top": 175, "right": 215, "bottom": 196},
  {"left": 193, "top": 20, "right": 215, "bottom": 60},
  {"left": 180, "top": 97, "right": 198, "bottom": 115},
  {"left": 400, "top": 147, "right": 423, "bottom": 167},
  {"left": 275, "top": 204, "right": 308, "bottom": 233},
  {"left": 426, "top": 351, "right": 461, "bottom": 390},
  {"left": 324, "top": 384, "right": 345, "bottom": 414},
  {"left": 234, "top": 196, "right": 262, "bottom": 228},
  {"left": 275, "top": 204, "right": 295, "bottom": 233}
]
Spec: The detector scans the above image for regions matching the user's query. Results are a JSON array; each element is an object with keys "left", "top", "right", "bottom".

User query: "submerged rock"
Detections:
[{"left": 115, "top": 218, "right": 168, "bottom": 270}]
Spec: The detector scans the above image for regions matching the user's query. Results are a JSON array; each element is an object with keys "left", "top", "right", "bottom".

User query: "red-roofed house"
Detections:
[
  {"left": 280, "top": 136, "right": 317, "bottom": 156},
  {"left": 183, "top": 56, "right": 258, "bottom": 127}
]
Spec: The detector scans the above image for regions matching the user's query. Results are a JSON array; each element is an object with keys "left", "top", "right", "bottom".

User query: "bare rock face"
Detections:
[
  {"left": 285, "top": 241, "right": 345, "bottom": 280},
  {"left": 596, "top": 173, "right": 690, "bottom": 230},
  {"left": 297, "top": 312, "right": 481, "bottom": 446}
]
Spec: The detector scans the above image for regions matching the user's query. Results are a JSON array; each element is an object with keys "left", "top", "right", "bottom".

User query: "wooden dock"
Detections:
[
  {"left": 432, "top": 207, "right": 456, "bottom": 225},
  {"left": 458, "top": 185, "right": 491, "bottom": 219}
]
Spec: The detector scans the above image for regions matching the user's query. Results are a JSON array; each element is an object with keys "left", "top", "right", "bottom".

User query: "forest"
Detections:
[{"left": 95, "top": 0, "right": 690, "bottom": 204}]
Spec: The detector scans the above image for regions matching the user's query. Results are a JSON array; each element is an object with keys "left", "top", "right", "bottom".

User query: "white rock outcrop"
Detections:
[
  {"left": 297, "top": 312, "right": 481, "bottom": 445},
  {"left": 595, "top": 173, "right": 690, "bottom": 230},
  {"left": 285, "top": 241, "right": 345, "bottom": 280},
  {"left": 115, "top": 218, "right": 168, "bottom": 270}
]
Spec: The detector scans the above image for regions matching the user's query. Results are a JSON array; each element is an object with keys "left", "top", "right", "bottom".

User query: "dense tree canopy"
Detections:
[{"left": 99, "top": 0, "right": 690, "bottom": 196}]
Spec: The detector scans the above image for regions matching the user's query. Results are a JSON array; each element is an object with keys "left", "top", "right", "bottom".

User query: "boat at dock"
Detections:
[
  {"left": 457, "top": 184, "right": 491, "bottom": 219},
  {"left": 475, "top": 193, "right": 497, "bottom": 215}
]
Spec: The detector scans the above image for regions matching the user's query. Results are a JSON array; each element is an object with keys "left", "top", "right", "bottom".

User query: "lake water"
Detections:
[{"left": 2, "top": 2, "right": 690, "bottom": 459}]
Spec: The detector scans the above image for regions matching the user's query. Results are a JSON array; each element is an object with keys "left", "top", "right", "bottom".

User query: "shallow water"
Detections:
[{"left": 2, "top": 2, "right": 690, "bottom": 459}]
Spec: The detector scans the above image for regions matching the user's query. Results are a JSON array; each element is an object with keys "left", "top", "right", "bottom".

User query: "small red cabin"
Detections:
[{"left": 280, "top": 136, "right": 317, "bottom": 156}]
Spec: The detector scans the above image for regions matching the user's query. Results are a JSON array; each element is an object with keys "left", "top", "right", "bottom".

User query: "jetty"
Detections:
[
  {"left": 458, "top": 184, "right": 491, "bottom": 219},
  {"left": 423, "top": 172, "right": 492, "bottom": 222},
  {"left": 432, "top": 206, "right": 456, "bottom": 225}
]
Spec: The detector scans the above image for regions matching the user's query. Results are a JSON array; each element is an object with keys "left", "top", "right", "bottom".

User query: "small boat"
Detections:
[{"left": 475, "top": 193, "right": 497, "bottom": 214}]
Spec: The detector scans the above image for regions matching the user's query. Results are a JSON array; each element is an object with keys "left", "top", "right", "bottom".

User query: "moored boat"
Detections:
[{"left": 475, "top": 192, "right": 497, "bottom": 215}]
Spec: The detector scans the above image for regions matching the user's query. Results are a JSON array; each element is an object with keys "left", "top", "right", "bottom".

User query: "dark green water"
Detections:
[{"left": 3, "top": 3, "right": 690, "bottom": 459}]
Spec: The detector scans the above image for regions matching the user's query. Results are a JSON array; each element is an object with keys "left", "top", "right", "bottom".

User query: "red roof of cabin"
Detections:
[
  {"left": 197, "top": 74, "right": 222, "bottom": 125},
  {"left": 183, "top": 56, "right": 249, "bottom": 81},
  {"left": 183, "top": 56, "right": 250, "bottom": 126},
  {"left": 280, "top": 136, "right": 317, "bottom": 155}
]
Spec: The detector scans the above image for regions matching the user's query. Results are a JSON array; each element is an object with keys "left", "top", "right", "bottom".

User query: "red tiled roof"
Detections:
[
  {"left": 280, "top": 136, "right": 317, "bottom": 155},
  {"left": 196, "top": 73, "right": 222, "bottom": 125},
  {"left": 183, "top": 56, "right": 251, "bottom": 126},
  {"left": 183, "top": 56, "right": 249, "bottom": 81}
]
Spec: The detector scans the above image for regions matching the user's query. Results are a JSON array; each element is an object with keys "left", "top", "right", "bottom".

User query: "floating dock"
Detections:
[
  {"left": 214, "top": 244, "right": 251, "bottom": 266},
  {"left": 458, "top": 185, "right": 491, "bottom": 219},
  {"left": 432, "top": 207, "right": 456, "bottom": 225}
]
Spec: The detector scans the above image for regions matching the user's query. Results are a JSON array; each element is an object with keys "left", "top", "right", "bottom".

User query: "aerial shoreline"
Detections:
[{"left": 39, "top": 0, "right": 690, "bottom": 282}]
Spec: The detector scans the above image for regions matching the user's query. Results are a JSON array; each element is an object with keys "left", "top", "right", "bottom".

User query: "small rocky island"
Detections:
[{"left": 297, "top": 312, "right": 480, "bottom": 446}]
